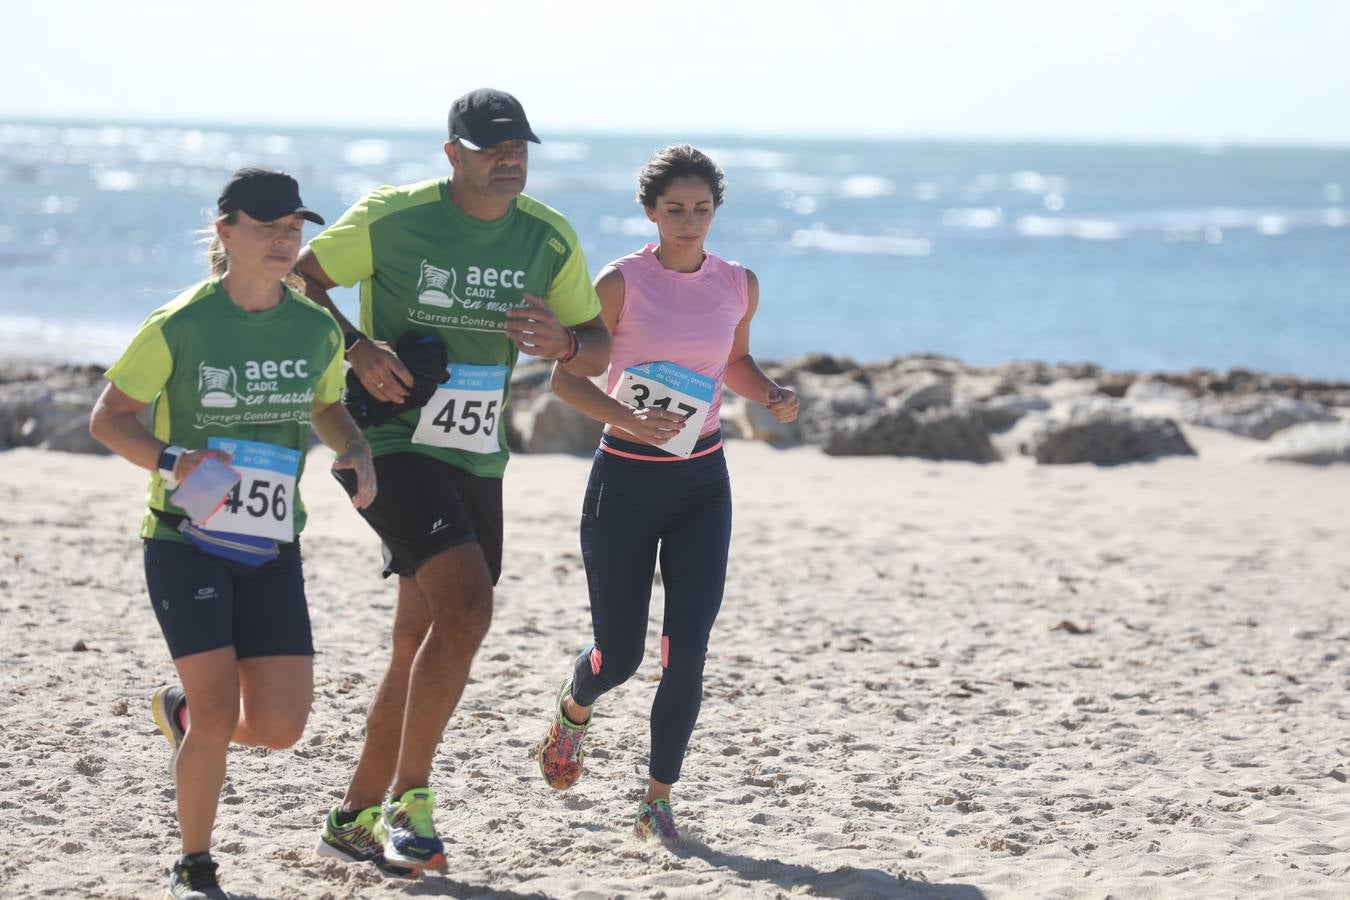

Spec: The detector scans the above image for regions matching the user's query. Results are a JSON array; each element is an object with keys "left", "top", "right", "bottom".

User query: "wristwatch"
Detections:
[
  {"left": 158, "top": 445, "right": 185, "bottom": 488},
  {"left": 343, "top": 330, "right": 368, "bottom": 356}
]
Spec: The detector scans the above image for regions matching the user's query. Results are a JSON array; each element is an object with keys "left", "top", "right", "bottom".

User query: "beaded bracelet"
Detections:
[{"left": 559, "top": 327, "right": 581, "bottom": 364}]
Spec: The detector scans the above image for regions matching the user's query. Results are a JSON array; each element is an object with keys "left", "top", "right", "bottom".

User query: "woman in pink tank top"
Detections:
[{"left": 535, "top": 145, "right": 798, "bottom": 840}]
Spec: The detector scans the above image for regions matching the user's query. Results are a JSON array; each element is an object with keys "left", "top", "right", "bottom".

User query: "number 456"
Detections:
[{"left": 222, "top": 480, "right": 288, "bottom": 521}]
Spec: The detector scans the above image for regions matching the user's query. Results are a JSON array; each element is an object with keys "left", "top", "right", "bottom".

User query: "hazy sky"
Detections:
[{"left": 8, "top": 0, "right": 1350, "bottom": 144}]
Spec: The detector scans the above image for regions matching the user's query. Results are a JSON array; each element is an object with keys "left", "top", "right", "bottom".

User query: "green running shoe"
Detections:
[
  {"left": 635, "top": 798, "right": 680, "bottom": 841},
  {"left": 377, "top": 788, "right": 446, "bottom": 871},
  {"left": 164, "top": 853, "right": 228, "bottom": 899},
  {"left": 316, "top": 804, "right": 418, "bottom": 878}
]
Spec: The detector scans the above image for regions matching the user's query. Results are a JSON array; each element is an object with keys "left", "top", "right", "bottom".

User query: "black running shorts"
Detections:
[
  {"left": 334, "top": 451, "right": 503, "bottom": 582},
  {"left": 144, "top": 538, "right": 313, "bottom": 660}
]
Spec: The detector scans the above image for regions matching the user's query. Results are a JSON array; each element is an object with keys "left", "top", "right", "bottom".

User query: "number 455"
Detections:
[{"left": 432, "top": 398, "right": 499, "bottom": 435}]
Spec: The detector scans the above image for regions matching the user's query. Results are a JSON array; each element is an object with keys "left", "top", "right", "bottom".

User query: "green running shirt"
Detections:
[
  {"left": 308, "top": 178, "right": 601, "bottom": 478},
  {"left": 105, "top": 279, "right": 345, "bottom": 542}
]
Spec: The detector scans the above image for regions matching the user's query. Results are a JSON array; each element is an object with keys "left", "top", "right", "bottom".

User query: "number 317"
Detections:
[{"left": 629, "top": 384, "right": 695, "bottom": 418}]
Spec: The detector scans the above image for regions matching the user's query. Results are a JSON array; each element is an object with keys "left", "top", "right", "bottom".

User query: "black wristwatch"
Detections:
[{"left": 343, "top": 329, "right": 367, "bottom": 356}]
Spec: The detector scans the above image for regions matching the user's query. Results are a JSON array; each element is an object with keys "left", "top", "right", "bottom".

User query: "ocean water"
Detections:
[{"left": 2, "top": 120, "right": 1348, "bottom": 379}]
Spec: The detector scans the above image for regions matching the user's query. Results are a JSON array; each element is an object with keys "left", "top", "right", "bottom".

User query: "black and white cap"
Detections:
[{"left": 448, "top": 88, "right": 541, "bottom": 150}]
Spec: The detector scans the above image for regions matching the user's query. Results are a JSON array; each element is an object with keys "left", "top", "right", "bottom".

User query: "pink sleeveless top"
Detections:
[{"left": 606, "top": 244, "right": 750, "bottom": 436}]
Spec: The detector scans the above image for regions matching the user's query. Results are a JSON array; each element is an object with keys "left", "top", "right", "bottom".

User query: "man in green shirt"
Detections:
[{"left": 297, "top": 88, "right": 610, "bottom": 873}]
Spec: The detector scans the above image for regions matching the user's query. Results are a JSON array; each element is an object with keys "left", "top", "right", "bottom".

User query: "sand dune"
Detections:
[{"left": 2, "top": 428, "right": 1347, "bottom": 898}]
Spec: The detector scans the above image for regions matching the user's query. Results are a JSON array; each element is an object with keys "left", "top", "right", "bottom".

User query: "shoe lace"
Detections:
[
  {"left": 344, "top": 815, "right": 378, "bottom": 851},
  {"left": 649, "top": 800, "right": 679, "bottom": 839},
  {"left": 395, "top": 795, "right": 438, "bottom": 839},
  {"left": 182, "top": 859, "right": 220, "bottom": 890},
  {"left": 419, "top": 261, "right": 450, "bottom": 290},
  {"left": 554, "top": 719, "right": 587, "bottom": 761}
]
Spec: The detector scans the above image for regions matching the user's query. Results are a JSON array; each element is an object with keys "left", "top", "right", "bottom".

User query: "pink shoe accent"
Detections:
[
  {"left": 590, "top": 647, "right": 603, "bottom": 675},
  {"left": 661, "top": 635, "right": 670, "bottom": 668}
]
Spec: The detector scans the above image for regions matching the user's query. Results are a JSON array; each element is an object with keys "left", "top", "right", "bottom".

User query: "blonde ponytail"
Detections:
[
  {"left": 198, "top": 212, "right": 236, "bottom": 280},
  {"left": 206, "top": 232, "right": 230, "bottom": 278}
]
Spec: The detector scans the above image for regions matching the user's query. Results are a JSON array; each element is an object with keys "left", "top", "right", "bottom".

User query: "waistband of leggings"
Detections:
[{"left": 599, "top": 429, "right": 724, "bottom": 462}]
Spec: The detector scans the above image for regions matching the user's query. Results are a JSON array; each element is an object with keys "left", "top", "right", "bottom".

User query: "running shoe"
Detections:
[
  {"left": 151, "top": 685, "right": 187, "bottom": 754},
  {"left": 376, "top": 788, "right": 446, "bottom": 871},
  {"left": 634, "top": 798, "right": 680, "bottom": 841},
  {"left": 316, "top": 804, "right": 419, "bottom": 878},
  {"left": 535, "top": 679, "right": 590, "bottom": 791},
  {"left": 164, "top": 854, "right": 228, "bottom": 899}
]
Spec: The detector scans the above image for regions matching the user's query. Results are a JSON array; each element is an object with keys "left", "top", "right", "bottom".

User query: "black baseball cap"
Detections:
[
  {"left": 448, "top": 88, "right": 541, "bottom": 150},
  {"left": 217, "top": 167, "right": 324, "bottom": 225}
]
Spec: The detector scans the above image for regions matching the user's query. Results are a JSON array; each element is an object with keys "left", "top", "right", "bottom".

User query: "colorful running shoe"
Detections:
[
  {"left": 316, "top": 804, "right": 419, "bottom": 878},
  {"left": 164, "top": 853, "right": 228, "bottom": 899},
  {"left": 536, "top": 679, "right": 590, "bottom": 791},
  {"left": 151, "top": 685, "right": 187, "bottom": 754},
  {"left": 376, "top": 788, "right": 446, "bottom": 871},
  {"left": 634, "top": 798, "right": 680, "bottom": 841}
]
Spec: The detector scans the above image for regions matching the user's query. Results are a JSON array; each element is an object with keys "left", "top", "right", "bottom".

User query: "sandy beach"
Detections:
[{"left": 2, "top": 426, "right": 1348, "bottom": 898}]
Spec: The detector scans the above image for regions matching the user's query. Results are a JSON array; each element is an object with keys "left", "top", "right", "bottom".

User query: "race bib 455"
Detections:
[{"left": 412, "top": 364, "right": 508, "bottom": 454}]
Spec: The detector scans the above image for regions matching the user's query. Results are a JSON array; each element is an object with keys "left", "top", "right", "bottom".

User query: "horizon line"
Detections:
[{"left": 4, "top": 112, "right": 1350, "bottom": 153}]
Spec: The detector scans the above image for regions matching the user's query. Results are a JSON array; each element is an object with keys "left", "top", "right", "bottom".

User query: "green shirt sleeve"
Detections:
[
  {"left": 547, "top": 238, "right": 602, "bottom": 328},
  {"left": 314, "top": 325, "right": 344, "bottom": 404},
  {"left": 308, "top": 190, "right": 380, "bottom": 288},
  {"left": 105, "top": 317, "right": 173, "bottom": 404}
]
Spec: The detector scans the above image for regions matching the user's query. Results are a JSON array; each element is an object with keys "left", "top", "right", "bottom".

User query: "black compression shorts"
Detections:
[
  {"left": 144, "top": 537, "right": 313, "bottom": 660},
  {"left": 335, "top": 452, "right": 503, "bottom": 582}
]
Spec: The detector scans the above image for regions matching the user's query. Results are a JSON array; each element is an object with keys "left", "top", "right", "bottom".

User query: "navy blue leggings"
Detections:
[{"left": 569, "top": 431, "right": 732, "bottom": 785}]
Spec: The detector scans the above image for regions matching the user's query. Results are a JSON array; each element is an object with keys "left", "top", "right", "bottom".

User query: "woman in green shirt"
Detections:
[{"left": 89, "top": 168, "right": 377, "bottom": 899}]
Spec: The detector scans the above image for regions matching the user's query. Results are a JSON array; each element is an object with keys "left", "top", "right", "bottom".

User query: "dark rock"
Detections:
[
  {"left": 1161, "top": 368, "right": 1350, "bottom": 408},
  {"left": 896, "top": 374, "right": 953, "bottom": 411},
  {"left": 909, "top": 408, "right": 1000, "bottom": 461},
  {"left": 998, "top": 361, "right": 1058, "bottom": 387},
  {"left": 887, "top": 354, "right": 969, "bottom": 379},
  {"left": 509, "top": 359, "right": 552, "bottom": 395},
  {"left": 819, "top": 402, "right": 918, "bottom": 456},
  {"left": 1027, "top": 409, "right": 1195, "bottom": 465},
  {"left": 1123, "top": 380, "right": 1197, "bottom": 405},
  {"left": 716, "top": 409, "right": 747, "bottom": 441},
  {"left": 1, "top": 378, "right": 108, "bottom": 454},
  {"left": 779, "top": 352, "right": 859, "bottom": 376},
  {"left": 794, "top": 375, "right": 876, "bottom": 446},
  {"left": 820, "top": 402, "right": 999, "bottom": 462},
  {"left": 1096, "top": 374, "right": 1137, "bottom": 398},
  {"left": 515, "top": 392, "right": 603, "bottom": 454},
  {"left": 723, "top": 395, "right": 798, "bottom": 444},
  {"left": 42, "top": 417, "right": 112, "bottom": 454},
  {"left": 971, "top": 395, "right": 1051, "bottom": 433}
]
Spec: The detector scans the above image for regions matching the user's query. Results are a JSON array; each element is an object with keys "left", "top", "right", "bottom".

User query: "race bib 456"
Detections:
[{"left": 205, "top": 437, "right": 300, "bottom": 542}]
